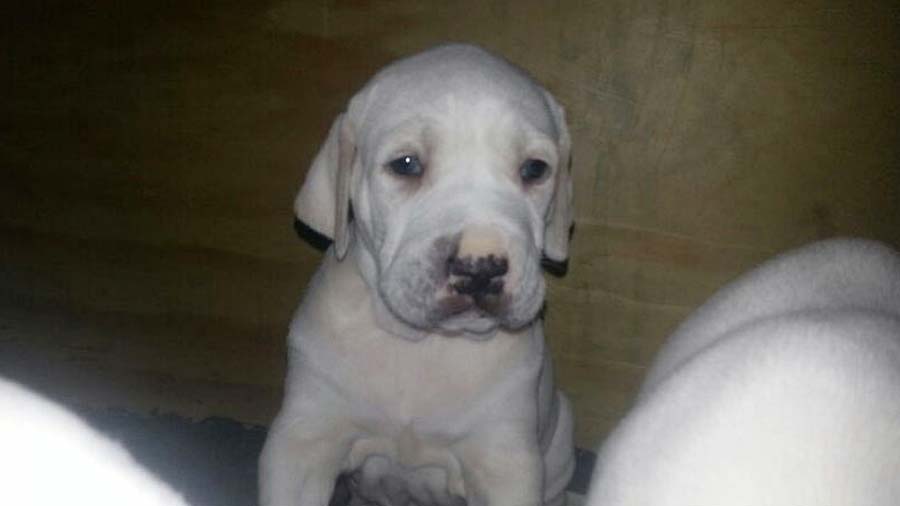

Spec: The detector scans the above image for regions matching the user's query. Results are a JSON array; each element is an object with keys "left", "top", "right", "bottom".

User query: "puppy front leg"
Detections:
[
  {"left": 456, "top": 425, "right": 544, "bottom": 506},
  {"left": 259, "top": 415, "right": 351, "bottom": 506}
]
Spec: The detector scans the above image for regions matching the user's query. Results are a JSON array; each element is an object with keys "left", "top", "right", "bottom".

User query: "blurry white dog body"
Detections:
[
  {"left": 588, "top": 238, "right": 900, "bottom": 505},
  {"left": 0, "top": 377, "right": 189, "bottom": 506},
  {"left": 261, "top": 44, "right": 575, "bottom": 506}
]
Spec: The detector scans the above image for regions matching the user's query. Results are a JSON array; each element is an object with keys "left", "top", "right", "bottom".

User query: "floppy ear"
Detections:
[
  {"left": 542, "top": 93, "right": 575, "bottom": 276},
  {"left": 293, "top": 113, "right": 356, "bottom": 260}
]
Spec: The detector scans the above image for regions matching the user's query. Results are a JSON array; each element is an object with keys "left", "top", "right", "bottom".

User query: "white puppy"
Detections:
[
  {"left": 0, "top": 377, "right": 190, "bottom": 506},
  {"left": 587, "top": 238, "right": 900, "bottom": 505},
  {"left": 260, "top": 44, "right": 576, "bottom": 506}
]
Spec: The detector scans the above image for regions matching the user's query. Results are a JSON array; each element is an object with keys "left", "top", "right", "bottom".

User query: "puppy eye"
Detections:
[
  {"left": 519, "top": 159, "right": 550, "bottom": 184},
  {"left": 387, "top": 155, "right": 424, "bottom": 177}
]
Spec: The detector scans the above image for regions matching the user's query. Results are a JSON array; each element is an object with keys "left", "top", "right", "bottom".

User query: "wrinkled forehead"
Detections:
[{"left": 349, "top": 46, "right": 559, "bottom": 150}]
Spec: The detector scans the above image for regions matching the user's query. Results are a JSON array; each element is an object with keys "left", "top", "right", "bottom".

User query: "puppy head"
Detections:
[{"left": 295, "top": 44, "right": 573, "bottom": 337}]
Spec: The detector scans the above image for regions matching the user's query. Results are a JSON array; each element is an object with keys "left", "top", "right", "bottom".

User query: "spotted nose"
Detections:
[
  {"left": 447, "top": 225, "right": 509, "bottom": 298},
  {"left": 448, "top": 254, "right": 509, "bottom": 296}
]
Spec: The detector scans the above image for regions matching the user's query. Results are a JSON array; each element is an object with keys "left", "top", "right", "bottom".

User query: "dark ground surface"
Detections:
[{"left": 78, "top": 408, "right": 596, "bottom": 506}]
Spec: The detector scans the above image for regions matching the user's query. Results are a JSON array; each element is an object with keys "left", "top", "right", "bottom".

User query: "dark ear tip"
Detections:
[
  {"left": 541, "top": 256, "right": 569, "bottom": 277},
  {"left": 293, "top": 218, "right": 333, "bottom": 252}
]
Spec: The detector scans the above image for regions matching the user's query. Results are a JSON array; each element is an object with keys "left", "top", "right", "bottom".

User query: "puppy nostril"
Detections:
[
  {"left": 482, "top": 254, "right": 508, "bottom": 278},
  {"left": 446, "top": 254, "right": 457, "bottom": 278},
  {"left": 448, "top": 254, "right": 509, "bottom": 297},
  {"left": 437, "top": 235, "right": 462, "bottom": 278},
  {"left": 449, "top": 254, "right": 508, "bottom": 278}
]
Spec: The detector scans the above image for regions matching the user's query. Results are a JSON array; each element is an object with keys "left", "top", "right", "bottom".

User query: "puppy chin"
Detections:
[
  {"left": 373, "top": 294, "right": 502, "bottom": 340},
  {"left": 430, "top": 294, "right": 541, "bottom": 337},
  {"left": 434, "top": 312, "right": 500, "bottom": 338}
]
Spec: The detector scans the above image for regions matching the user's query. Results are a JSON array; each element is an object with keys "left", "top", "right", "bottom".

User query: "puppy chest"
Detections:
[
  {"left": 344, "top": 434, "right": 466, "bottom": 505},
  {"left": 333, "top": 331, "right": 535, "bottom": 418}
]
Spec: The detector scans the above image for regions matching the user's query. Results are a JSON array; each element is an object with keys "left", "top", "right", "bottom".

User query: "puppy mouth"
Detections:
[
  {"left": 442, "top": 292, "right": 505, "bottom": 317},
  {"left": 427, "top": 283, "right": 512, "bottom": 333}
]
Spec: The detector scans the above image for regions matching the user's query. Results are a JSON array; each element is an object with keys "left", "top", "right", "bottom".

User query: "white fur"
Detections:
[
  {"left": 588, "top": 238, "right": 900, "bottom": 505},
  {"left": 0, "top": 377, "right": 190, "bottom": 506},
  {"left": 262, "top": 44, "right": 575, "bottom": 506}
]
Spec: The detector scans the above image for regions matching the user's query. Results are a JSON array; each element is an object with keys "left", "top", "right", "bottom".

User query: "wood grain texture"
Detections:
[{"left": 2, "top": 0, "right": 898, "bottom": 447}]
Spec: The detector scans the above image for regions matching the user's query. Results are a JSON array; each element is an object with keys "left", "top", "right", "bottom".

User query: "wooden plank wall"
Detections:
[{"left": 2, "top": 0, "right": 898, "bottom": 448}]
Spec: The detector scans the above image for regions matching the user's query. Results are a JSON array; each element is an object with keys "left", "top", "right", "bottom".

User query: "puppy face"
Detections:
[{"left": 296, "top": 44, "right": 573, "bottom": 337}]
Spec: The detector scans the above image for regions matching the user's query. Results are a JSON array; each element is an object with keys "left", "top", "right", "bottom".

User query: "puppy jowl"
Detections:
[{"left": 261, "top": 44, "right": 576, "bottom": 506}]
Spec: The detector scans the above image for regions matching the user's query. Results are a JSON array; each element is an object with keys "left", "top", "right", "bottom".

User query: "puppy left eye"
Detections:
[
  {"left": 388, "top": 155, "right": 424, "bottom": 177},
  {"left": 519, "top": 159, "right": 550, "bottom": 184}
]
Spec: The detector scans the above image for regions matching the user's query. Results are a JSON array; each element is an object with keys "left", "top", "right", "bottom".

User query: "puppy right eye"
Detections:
[
  {"left": 387, "top": 155, "right": 424, "bottom": 177},
  {"left": 519, "top": 158, "right": 550, "bottom": 184}
]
